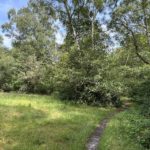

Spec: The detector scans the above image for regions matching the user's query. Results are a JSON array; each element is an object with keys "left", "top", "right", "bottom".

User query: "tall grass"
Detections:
[
  {"left": 99, "top": 107, "right": 149, "bottom": 150},
  {"left": 0, "top": 92, "right": 113, "bottom": 150}
]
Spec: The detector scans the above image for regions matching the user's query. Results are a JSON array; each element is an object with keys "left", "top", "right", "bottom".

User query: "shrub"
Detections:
[{"left": 124, "top": 108, "right": 150, "bottom": 149}]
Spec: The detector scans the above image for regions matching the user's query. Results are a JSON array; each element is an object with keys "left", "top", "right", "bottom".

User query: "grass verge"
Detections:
[{"left": 99, "top": 107, "right": 150, "bottom": 150}]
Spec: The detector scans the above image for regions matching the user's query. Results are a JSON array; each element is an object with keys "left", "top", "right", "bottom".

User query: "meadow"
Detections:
[{"left": 0, "top": 92, "right": 113, "bottom": 150}]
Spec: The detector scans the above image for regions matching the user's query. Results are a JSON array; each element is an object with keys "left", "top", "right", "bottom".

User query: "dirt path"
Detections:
[
  {"left": 86, "top": 101, "right": 131, "bottom": 150},
  {"left": 86, "top": 112, "right": 117, "bottom": 150}
]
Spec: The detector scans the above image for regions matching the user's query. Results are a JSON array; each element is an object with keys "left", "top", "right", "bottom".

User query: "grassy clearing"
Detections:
[
  {"left": 99, "top": 107, "right": 149, "bottom": 150},
  {"left": 0, "top": 92, "right": 113, "bottom": 150}
]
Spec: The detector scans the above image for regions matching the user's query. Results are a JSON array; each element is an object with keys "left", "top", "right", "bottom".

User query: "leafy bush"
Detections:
[
  {"left": 122, "top": 108, "right": 150, "bottom": 149},
  {"left": 100, "top": 107, "right": 150, "bottom": 150},
  {"left": 55, "top": 66, "right": 121, "bottom": 107},
  {"left": 128, "top": 65, "right": 150, "bottom": 116},
  {"left": 0, "top": 49, "right": 15, "bottom": 92}
]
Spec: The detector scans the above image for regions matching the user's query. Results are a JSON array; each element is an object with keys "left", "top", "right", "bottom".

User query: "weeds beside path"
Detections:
[{"left": 86, "top": 101, "right": 132, "bottom": 150}]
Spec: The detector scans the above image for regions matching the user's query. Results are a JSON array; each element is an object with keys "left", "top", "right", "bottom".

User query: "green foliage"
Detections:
[
  {"left": 100, "top": 107, "right": 150, "bottom": 150},
  {"left": 11, "top": 54, "right": 54, "bottom": 94},
  {"left": 118, "top": 108, "right": 150, "bottom": 149},
  {"left": 0, "top": 0, "right": 150, "bottom": 149},
  {"left": 0, "top": 48, "right": 15, "bottom": 91},
  {"left": 0, "top": 0, "right": 149, "bottom": 109},
  {"left": 129, "top": 65, "right": 150, "bottom": 116},
  {"left": 55, "top": 41, "right": 121, "bottom": 106},
  {"left": 1, "top": 1, "right": 55, "bottom": 94},
  {"left": 109, "top": 0, "right": 150, "bottom": 64}
]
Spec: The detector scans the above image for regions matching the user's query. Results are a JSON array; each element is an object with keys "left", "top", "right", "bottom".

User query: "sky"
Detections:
[
  {"left": 0, "top": 0, "right": 118, "bottom": 49},
  {"left": 0, "top": 0, "right": 28, "bottom": 48},
  {"left": 0, "top": 0, "right": 65, "bottom": 48}
]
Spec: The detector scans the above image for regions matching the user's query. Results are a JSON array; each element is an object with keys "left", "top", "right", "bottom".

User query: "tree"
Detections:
[
  {"left": 2, "top": 0, "right": 56, "bottom": 93},
  {"left": 109, "top": 0, "right": 150, "bottom": 64},
  {"left": 107, "top": 0, "right": 150, "bottom": 113},
  {"left": 47, "top": 0, "right": 120, "bottom": 106},
  {"left": 0, "top": 36, "right": 15, "bottom": 91},
  {"left": 1, "top": 0, "right": 121, "bottom": 106}
]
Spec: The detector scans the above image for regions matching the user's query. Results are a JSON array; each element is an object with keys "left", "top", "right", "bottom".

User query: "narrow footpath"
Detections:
[
  {"left": 86, "top": 112, "right": 117, "bottom": 150},
  {"left": 86, "top": 103, "right": 131, "bottom": 150}
]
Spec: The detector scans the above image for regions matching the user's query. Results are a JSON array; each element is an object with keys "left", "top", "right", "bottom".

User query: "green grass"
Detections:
[
  {"left": 0, "top": 92, "right": 113, "bottom": 150},
  {"left": 99, "top": 107, "right": 147, "bottom": 150}
]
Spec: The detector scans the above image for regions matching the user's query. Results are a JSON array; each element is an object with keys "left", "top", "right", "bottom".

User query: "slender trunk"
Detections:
[
  {"left": 125, "top": 52, "right": 129, "bottom": 66},
  {"left": 91, "top": 0, "right": 97, "bottom": 51},
  {"left": 63, "top": 1, "right": 80, "bottom": 51},
  {"left": 92, "top": 18, "right": 94, "bottom": 50},
  {"left": 121, "top": 21, "right": 149, "bottom": 64},
  {"left": 131, "top": 30, "right": 149, "bottom": 64},
  {"left": 142, "top": 0, "right": 150, "bottom": 46},
  {"left": 91, "top": 0, "right": 94, "bottom": 50}
]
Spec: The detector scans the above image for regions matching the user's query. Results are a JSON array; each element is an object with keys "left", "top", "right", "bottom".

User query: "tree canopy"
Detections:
[{"left": 0, "top": 0, "right": 149, "bottom": 110}]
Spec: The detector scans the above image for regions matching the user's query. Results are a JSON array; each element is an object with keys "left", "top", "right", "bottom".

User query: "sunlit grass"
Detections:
[{"left": 0, "top": 92, "right": 113, "bottom": 150}]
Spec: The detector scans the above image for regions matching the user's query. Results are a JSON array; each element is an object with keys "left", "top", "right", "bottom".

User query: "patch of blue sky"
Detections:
[
  {"left": 0, "top": 0, "right": 120, "bottom": 49},
  {"left": 0, "top": 0, "right": 28, "bottom": 48},
  {"left": 0, "top": 0, "right": 27, "bottom": 24},
  {"left": 0, "top": 0, "right": 66, "bottom": 48}
]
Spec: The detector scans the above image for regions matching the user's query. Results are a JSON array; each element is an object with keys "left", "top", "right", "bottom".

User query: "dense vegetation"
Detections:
[
  {"left": 99, "top": 106, "right": 150, "bottom": 150},
  {"left": 0, "top": 0, "right": 150, "bottom": 149}
]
